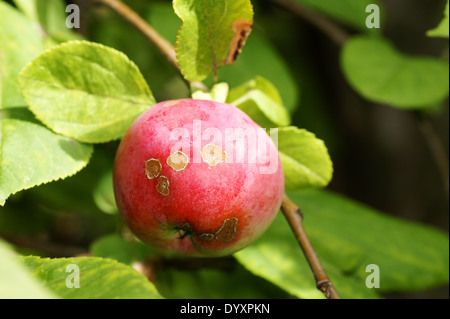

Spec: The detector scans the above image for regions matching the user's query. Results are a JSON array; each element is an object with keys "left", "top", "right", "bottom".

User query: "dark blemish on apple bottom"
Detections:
[
  {"left": 145, "top": 158, "right": 161, "bottom": 179},
  {"left": 215, "top": 217, "right": 238, "bottom": 242},
  {"left": 156, "top": 176, "right": 169, "bottom": 196},
  {"left": 175, "top": 223, "right": 191, "bottom": 239},
  {"left": 198, "top": 233, "right": 214, "bottom": 241}
]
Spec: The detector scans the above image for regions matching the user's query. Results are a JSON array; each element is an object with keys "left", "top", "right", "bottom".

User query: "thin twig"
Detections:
[
  {"left": 281, "top": 194, "right": 340, "bottom": 299},
  {"left": 95, "top": 0, "right": 178, "bottom": 68},
  {"left": 94, "top": 0, "right": 208, "bottom": 92},
  {"left": 270, "top": 0, "right": 349, "bottom": 46}
]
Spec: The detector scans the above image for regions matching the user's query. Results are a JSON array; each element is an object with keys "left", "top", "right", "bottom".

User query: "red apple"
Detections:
[{"left": 113, "top": 99, "right": 284, "bottom": 256}]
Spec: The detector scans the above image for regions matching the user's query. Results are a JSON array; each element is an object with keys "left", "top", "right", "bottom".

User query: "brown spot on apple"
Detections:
[
  {"left": 156, "top": 175, "right": 170, "bottom": 196},
  {"left": 201, "top": 144, "right": 227, "bottom": 166},
  {"left": 215, "top": 217, "right": 238, "bottom": 242},
  {"left": 198, "top": 233, "right": 214, "bottom": 241},
  {"left": 167, "top": 151, "right": 189, "bottom": 171},
  {"left": 145, "top": 158, "right": 162, "bottom": 179}
]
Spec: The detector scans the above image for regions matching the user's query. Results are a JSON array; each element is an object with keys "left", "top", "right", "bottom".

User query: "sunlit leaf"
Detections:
[
  {"left": 19, "top": 41, "right": 155, "bottom": 143},
  {"left": 0, "top": 115, "right": 93, "bottom": 206},
  {"left": 21, "top": 256, "right": 164, "bottom": 298},
  {"left": 227, "top": 76, "right": 290, "bottom": 128},
  {"left": 0, "top": 240, "right": 57, "bottom": 299},
  {"left": 191, "top": 82, "right": 229, "bottom": 103},
  {"left": 274, "top": 126, "right": 333, "bottom": 189},
  {"left": 174, "top": 0, "right": 253, "bottom": 81},
  {"left": 427, "top": 0, "right": 449, "bottom": 38},
  {"left": 0, "top": 2, "right": 45, "bottom": 108}
]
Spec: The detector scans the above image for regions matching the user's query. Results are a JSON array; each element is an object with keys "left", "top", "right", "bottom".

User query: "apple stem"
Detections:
[{"left": 281, "top": 193, "right": 341, "bottom": 299}]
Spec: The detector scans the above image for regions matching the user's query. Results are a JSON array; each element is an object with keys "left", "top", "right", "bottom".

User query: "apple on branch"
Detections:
[{"left": 113, "top": 99, "right": 284, "bottom": 257}]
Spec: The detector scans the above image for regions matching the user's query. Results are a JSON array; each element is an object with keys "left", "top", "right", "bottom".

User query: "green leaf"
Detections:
[
  {"left": 148, "top": 0, "right": 299, "bottom": 112},
  {"left": 427, "top": 0, "right": 449, "bottom": 38},
  {"left": 0, "top": 2, "right": 45, "bottom": 108},
  {"left": 90, "top": 235, "right": 135, "bottom": 265},
  {"left": 293, "top": 0, "right": 383, "bottom": 31},
  {"left": 219, "top": 31, "right": 299, "bottom": 113},
  {"left": 90, "top": 234, "right": 158, "bottom": 265},
  {"left": 236, "top": 189, "right": 449, "bottom": 298},
  {"left": 19, "top": 40, "right": 155, "bottom": 143},
  {"left": 227, "top": 76, "right": 291, "bottom": 128},
  {"left": 93, "top": 169, "right": 117, "bottom": 215},
  {"left": 341, "top": 36, "right": 449, "bottom": 109},
  {"left": 154, "top": 262, "right": 290, "bottom": 299},
  {"left": 0, "top": 116, "right": 93, "bottom": 206},
  {"left": 274, "top": 126, "right": 333, "bottom": 189},
  {"left": 20, "top": 256, "right": 164, "bottom": 299},
  {"left": 174, "top": 0, "right": 253, "bottom": 82},
  {"left": 191, "top": 82, "right": 229, "bottom": 103},
  {"left": 234, "top": 211, "right": 380, "bottom": 299},
  {"left": 289, "top": 189, "right": 450, "bottom": 292},
  {"left": 23, "top": 145, "right": 116, "bottom": 216},
  {"left": 0, "top": 239, "right": 57, "bottom": 298}
]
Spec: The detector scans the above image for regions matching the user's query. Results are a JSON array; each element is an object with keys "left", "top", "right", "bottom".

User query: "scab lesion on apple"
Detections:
[
  {"left": 144, "top": 158, "right": 162, "bottom": 179},
  {"left": 167, "top": 151, "right": 189, "bottom": 171},
  {"left": 187, "top": 217, "right": 238, "bottom": 243},
  {"left": 156, "top": 175, "right": 170, "bottom": 196},
  {"left": 198, "top": 233, "right": 214, "bottom": 241},
  {"left": 215, "top": 217, "right": 238, "bottom": 242},
  {"left": 201, "top": 143, "right": 227, "bottom": 166}
]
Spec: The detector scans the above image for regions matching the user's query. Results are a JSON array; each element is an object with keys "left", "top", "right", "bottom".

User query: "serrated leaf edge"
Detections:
[
  {"left": 0, "top": 118, "right": 93, "bottom": 206},
  {"left": 17, "top": 40, "right": 154, "bottom": 143}
]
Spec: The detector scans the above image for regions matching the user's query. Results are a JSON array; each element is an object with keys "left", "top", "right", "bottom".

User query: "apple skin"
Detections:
[{"left": 113, "top": 99, "right": 284, "bottom": 257}]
